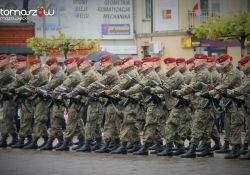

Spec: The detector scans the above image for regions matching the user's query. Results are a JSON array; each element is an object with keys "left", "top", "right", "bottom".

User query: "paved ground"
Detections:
[{"left": 0, "top": 148, "right": 250, "bottom": 175}]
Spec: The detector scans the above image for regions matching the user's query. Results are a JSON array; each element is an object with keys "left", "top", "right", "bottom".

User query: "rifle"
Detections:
[
  {"left": 119, "top": 91, "right": 139, "bottom": 107},
  {"left": 98, "top": 90, "right": 121, "bottom": 106},
  {"left": 75, "top": 85, "right": 99, "bottom": 101},
  {"left": 125, "top": 74, "right": 161, "bottom": 105}
]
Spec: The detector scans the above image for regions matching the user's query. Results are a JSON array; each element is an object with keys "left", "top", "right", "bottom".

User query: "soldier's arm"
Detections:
[{"left": 42, "top": 73, "right": 66, "bottom": 91}]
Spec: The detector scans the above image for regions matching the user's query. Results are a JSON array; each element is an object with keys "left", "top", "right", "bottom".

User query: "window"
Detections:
[{"left": 144, "top": 0, "right": 152, "bottom": 20}]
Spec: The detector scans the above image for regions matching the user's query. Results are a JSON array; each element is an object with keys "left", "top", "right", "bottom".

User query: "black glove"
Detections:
[
  {"left": 9, "top": 88, "right": 16, "bottom": 94},
  {"left": 119, "top": 90, "right": 126, "bottom": 97},
  {"left": 143, "top": 86, "right": 151, "bottom": 94},
  {"left": 170, "top": 90, "right": 178, "bottom": 98},
  {"left": 200, "top": 91, "right": 210, "bottom": 98},
  {"left": 219, "top": 89, "right": 227, "bottom": 97},
  {"left": 98, "top": 91, "right": 106, "bottom": 97}
]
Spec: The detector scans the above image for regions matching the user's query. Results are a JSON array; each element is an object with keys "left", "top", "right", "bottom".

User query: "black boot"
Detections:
[
  {"left": 172, "top": 144, "right": 186, "bottom": 156},
  {"left": 38, "top": 136, "right": 48, "bottom": 148},
  {"left": 0, "top": 135, "right": 8, "bottom": 148},
  {"left": 196, "top": 142, "right": 205, "bottom": 152},
  {"left": 157, "top": 143, "right": 173, "bottom": 156},
  {"left": 150, "top": 141, "right": 164, "bottom": 154},
  {"left": 24, "top": 137, "right": 39, "bottom": 149},
  {"left": 180, "top": 144, "right": 197, "bottom": 158},
  {"left": 126, "top": 142, "right": 133, "bottom": 150},
  {"left": 95, "top": 139, "right": 111, "bottom": 153},
  {"left": 11, "top": 137, "right": 25, "bottom": 148},
  {"left": 109, "top": 138, "right": 120, "bottom": 151},
  {"left": 23, "top": 135, "right": 33, "bottom": 147},
  {"left": 72, "top": 137, "right": 85, "bottom": 150},
  {"left": 91, "top": 138, "right": 102, "bottom": 151},
  {"left": 56, "top": 138, "right": 70, "bottom": 151},
  {"left": 216, "top": 140, "right": 230, "bottom": 153},
  {"left": 240, "top": 150, "right": 250, "bottom": 160},
  {"left": 127, "top": 141, "right": 141, "bottom": 153},
  {"left": 111, "top": 141, "right": 127, "bottom": 154},
  {"left": 212, "top": 138, "right": 222, "bottom": 151},
  {"left": 40, "top": 138, "right": 54, "bottom": 150},
  {"left": 133, "top": 142, "right": 151, "bottom": 155},
  {"left": 224, "top": 144, "right": 241, "bottom": 159},
  {"left": 197, "top": 145, "right": 214, "bottom": 157},
  {"left": 239, "top": 143, "right": 249, "bottom": 155},
  {"left": 53, "top": 136, "right": 64, "bottom": 149},
  {"left": 8, "top": 133, "right": 18, "bottom": 147},
  {"left": 76, "top": 139, "right": 92, "bottom": 152},
  {"left": 148, "top": 142, "right": 158, "bottom": 150}
]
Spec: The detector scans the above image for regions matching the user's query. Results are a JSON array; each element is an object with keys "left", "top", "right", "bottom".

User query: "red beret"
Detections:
[
  {"left": 217, "top": 54, "right": 232, "bottom": 63},
  {"left": 30, "top": 58, "right": 41, "bottom": 65},
  {"left": 152, "top": 56, "right": 161, "bottom": 62},
  {"left": 64, "top": 57, "right": 75, "bottom": 65},
  {"left": 207, "top": 57, "right": 216, "bottom": 63},
  {"left": 77, "top": 57, "right": 86, "bottom": 65},
  {"left": 0, "top": 54, "right": 8, "bottom": 60},
  {"left": 74, "top": 57, "right": 80, "bottom": 62},
  {"left": 194, "top": 53, "right": 207, "bottom": 59},
  {"left": 46, "top": 57, "right": 57, "bottom": 66},
  {"left": 89, "top": 61, "right": 95, "bottom": 66},
  {"left": 142, "top": 57, "right": 154, "bottom": 63},
  {"left": 164, "top": 57, "right": 176, "bottom": 64},
  {"left": 122, "top": 56, "right": 132, "bottom": 63},
  {"left": 186, "top": 57, "right": 195, "bottom": 64},
  {"left": 16, "top": 55, "right": 27, "bottom": 62},
  {"left": 113, "top": 60, "right": 123, "bottom": 66},
  {"left": 238, "top": 55, "right": 250, "bottom": 65},
  {"left": 100, "top": 54, "right": 112, "bottom": 62},
  {"left": 176, "top": 58, "right": 186, "bottom": 64},
  {"left": 134, "top": 60, "right": 142, "bottom": 66}
]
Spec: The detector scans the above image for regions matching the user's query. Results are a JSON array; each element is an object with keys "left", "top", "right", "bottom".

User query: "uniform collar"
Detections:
[
  {"left": 81, "top": 66, "right": 91, "bottom": 74},
  {"left": 102, "top": 64, "right": 113, "bottom": 74},
  {"left": 67, "top": 66, "right": 77, "bottom": 75},
  {"left": 123, "top": 66, "right": 134, "bottom": 74},
  {"left": 142, "top": 67, "right": 154, "bottom": 75},
  {"left": 221, "top": 63, "right": 233, "bottom": 73},
  {"left": 32, "top": 67, "right": 42, "bottom": 75},
  {"left": 51, "top": 66, "right": 60, "bottom": 74},
  {"left": 194, "top": 64, "right": 206, "bottom": 72}
]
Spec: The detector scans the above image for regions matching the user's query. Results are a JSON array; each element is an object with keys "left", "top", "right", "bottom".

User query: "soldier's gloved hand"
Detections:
[
  {"left": 119, "top": 90, "right": 127, "bottom": 97},
  {"left": 143, "top": 86, "right": 151, "bottom": 94},
  {"left": 9, "top": 88, "right": 16, "bottom": 94},
  {"left": 170, "top": 90, "right": 178, "bottom": 98},
  {"left": 200, "top": 91, "right": 210, "bottom": 98},
  {"left": 98, "top": 91, "right": 106, "bottom": 97},
  {"left": 61, "top": 93, "right": 67, "bottom": 99},
  {"left": 0, "top": 87, "right": 8, "bottom": 94},
  {"left": 219, "top": 89, "right": 227, "bottom": 97}
]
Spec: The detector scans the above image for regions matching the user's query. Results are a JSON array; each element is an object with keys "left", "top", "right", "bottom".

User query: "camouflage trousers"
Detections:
[
  {"left": 1, "top": 98, "right": 17, "bottom": 137},
  {"left": 190, "top": 108, "right": 214, "bottom": 146},
  {"left": 224, "top": 104, "right": 244, "bottom": 145},
  {"left": 32, "top": 100, "right": 49, "bottom": 138},
  {"left": 244, "top": 108, "right": 250, "bottom": 144},
  {"left": 85, "top": 101, "right": 103, "bottom": 140},
  {"left": 103, "top": 103, "right": 119, "bottom": 141},
  {"left": 135, "top": 104, "right": 146, "bottom": 133},
  {"left": 48, "top": 105, "right": 65, "bottom": 139},
  {"left": 19, "top": 99, "right": 34, "bottom": 138},
  {"left": 156, "top": 106, "right": 168, "bottom": 142},
  {"left": 119, "top": 103, "right": 140, "bottom": 143},
  {"left": 65, "top": 103, "right": 85, "bottom": 140}
]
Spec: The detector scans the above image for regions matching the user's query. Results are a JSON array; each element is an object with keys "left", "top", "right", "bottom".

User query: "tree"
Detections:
[{"left": 192, "top": 12, "right": 250, "bottom": 56}]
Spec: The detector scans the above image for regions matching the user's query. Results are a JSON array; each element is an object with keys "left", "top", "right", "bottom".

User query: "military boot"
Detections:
[
  {"left": 91, "top": 138, "right": 102, "bottom": 151},
  {"left": 240, "top": 150, "right": 250, "bottom": 160},
  {"left": 24, "top": 137, "right": 39, "bottom": 149},
  {"left": 196, "top": 142, "right": 205, "bottom": 152},
  {"left": 172, "top": 144, "right": 186, "bottom": 156},
  {"left": 53, "top": 136, "right": 64, "bottom": 149},
  {"left": 148, "top": 142, "right": 158, "bottom": 150},
  {"left": 127, "top": 141, "right": 141, "bottom": 153},
  {"left": 126, "top": 142, "right": 133, "bottom": 150},
  {"left": 109, "top": 138, "right": 120, "bottom": 151},
  {"left": 95, "top": 139, "right": 111, "bottom": 153},
  {"left": 0, "top": 135, "right": 8, "bottom": 148},
  {"left": 56, "top": 138, "right": 70, "bottom": 151},
  {"left": 157, "top": 143, "right": 173, "bottom": 156},
  {"left": 23, "top": 135, "right": 33, "bottom": 147},
  {"left": 8, "top": 133, "right": 18, "bottom": 147},
  {"left": 72, "top": 137, "right": 85, "bottom": 150},
  {"left": 111, "top": 141, "right": 128, "bottom": 154},
  {"left": 150, "top": 141, "right": 164, "bottom": 154},
  {"left": 76, "top": 139, "right": 92, "bottom": 152},
  {"left": 40, "top": 138, "right": 54, "bottom": 150},
  {"left": 239, "top": 143, "right": 249, "bottom": 155},
  {"left": 133, "top": 142, "right": 151, "bottom": 155},
  {"left": 180, "top": 144, "right": 197, "bottom": 158},
  {"left": 216, "top": 140, "right": 230, "bottom": 153},
  {"left": 11, "top": 137, "right": 25, "bottom": 148},
  {"left": 197, "top": 145, "right": 214, "bottom": 157},
  {"left": 212, "top": 138, "right": 222, "bottom": 151},
  {"left": 38, "top": 136, "right": 48, "bottom": 148},
  {"left": 224, "top": 144, "right": 241, "bottom": 159}
]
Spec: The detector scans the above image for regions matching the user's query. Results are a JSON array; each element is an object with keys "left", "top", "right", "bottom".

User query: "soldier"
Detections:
[
  {"left": 186, "top": 57, "right": 195, "bottom": 72},
  {"left": 40, "top": 57, "right": 67, "bottom": 150},
  {"left": 212, "top": 54, "right": 243, "bottom": 159},
  {"left": 22, "top": 59, "right": 49, "bottom": 149},
  {"left": 0, "top": 54, "right": 18, "bottom": 147},
  {"left": 55, "top": 57, "right": 84, "bottom": 151},
  {"left": 173, "top": 53, "right": 214, "bottom": 158},
  {"left": 226, "top": 55, "right": 250, "bottom": 160},
  {"left": 121, "top": 57, "right": 162, "bottom": 155},
  {"left": 87, "top": 54, "right": 120, "bottom": 153},
  {"left": 11, "top": 55, "right": 34, "bottom": 148}
]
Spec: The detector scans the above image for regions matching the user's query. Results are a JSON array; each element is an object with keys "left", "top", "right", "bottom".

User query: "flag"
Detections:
[{"left": 192, "top": 2, "right": 199, "bottom": 15}]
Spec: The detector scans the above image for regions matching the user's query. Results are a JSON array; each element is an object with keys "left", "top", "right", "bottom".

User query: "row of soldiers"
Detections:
[{"left": 0, "top": 53, "right": 249, "bottom": 160}]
